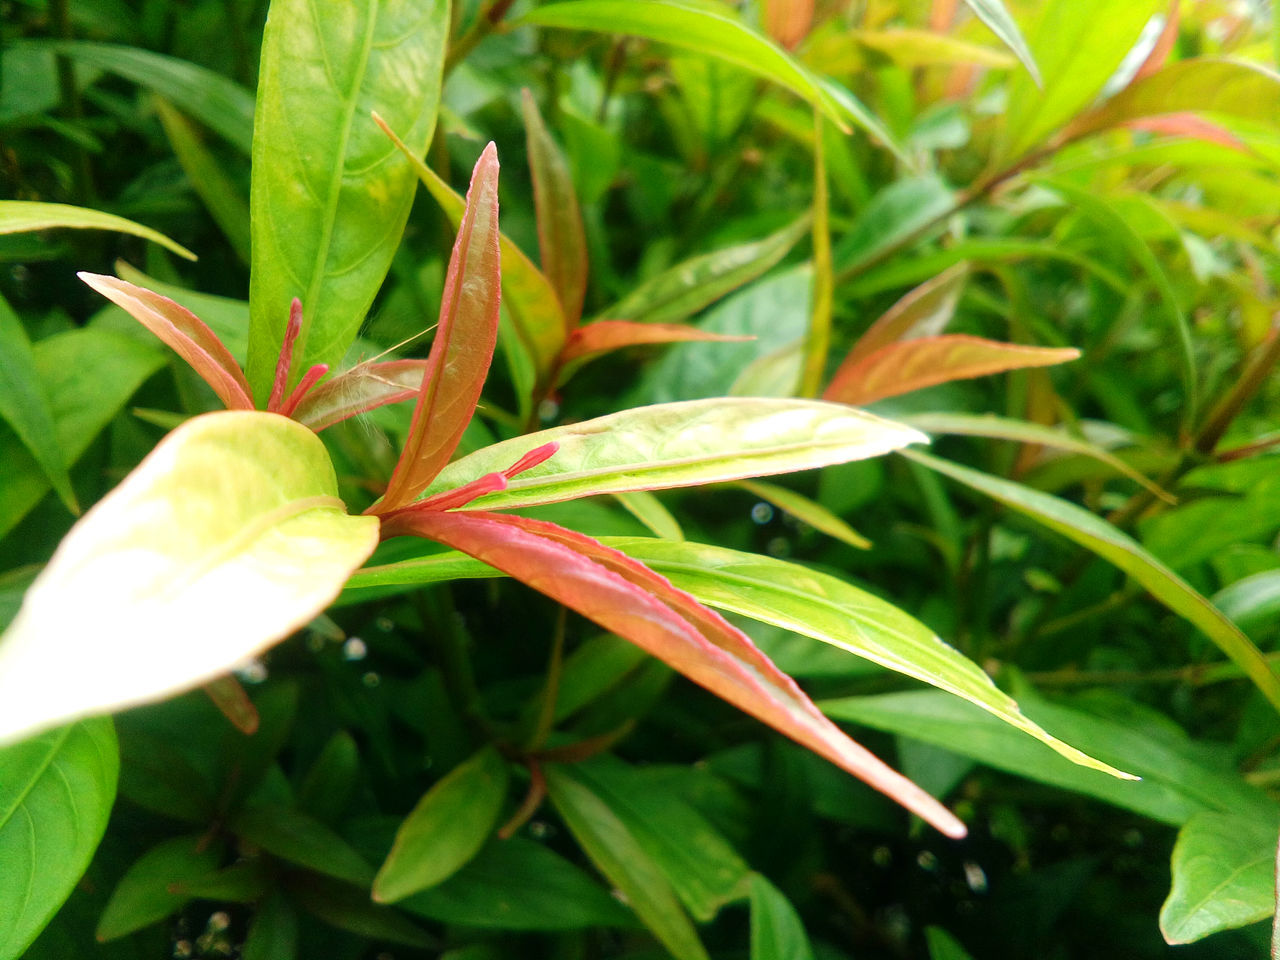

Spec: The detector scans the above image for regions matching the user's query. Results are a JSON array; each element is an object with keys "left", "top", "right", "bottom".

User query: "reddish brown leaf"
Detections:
[
  {"left": 558, "top": 320, "right": 752, "bottom": 381},
  {"left": 842, "top": 264, "right": 969, "bottom": 369},
  {"left": 381, "top": 508, "right": 966, "bottom": 838},
  {"left": 379, "top": 144, "right": 502, "bottom": 511},
  {"left": 825, "top": 335, "right": 1080, "bottom": 406},
  {"left": 290, "top": 359, "right": 429, "bottom": 432},
  {"left": 762, "top": 0, "right": 815, "bottom": 50},
  {"left": 79, "top": 273, "right": 253, "bottom": 411},
  {"left": 1132, "top": 0, "right": 1180, "bottom": 83},
  {"left": 203, "top": 676, "right": 259, "bottom": 735},
  {"left": 1122, "top": 113, "right": 1248, "bottom": 152}
]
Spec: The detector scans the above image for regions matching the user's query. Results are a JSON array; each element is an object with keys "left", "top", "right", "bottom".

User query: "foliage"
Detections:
[{"left": 3, "top": 0, "right": 1280, "bottom": 957}]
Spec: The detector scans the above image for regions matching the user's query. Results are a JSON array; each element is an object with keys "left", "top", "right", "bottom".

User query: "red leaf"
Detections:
[
  {"left": 1123, "top": 113, "right": 1248, "bottom": 152},
  {"left": 79, "top": 273, "right": 253, "bottom": 411},
  {"left": 558, "top": 320, "right": 752, "bottom": 380},
  {"left": 290, "top": 359, "right": 429, "bottom": 431},
  {"left": 825, "top": 335, "right": 1080, "bottom": 406},
  {"left": 762, "top": 0, "right": 815, "bottom": 50},
  {"left": 1132, "top": 0, "right": 1180, "bottom": 83},
  {"left": 380, "top": 144, "right": 502, "bottom": 511},
  {"left": 382, "top": 508, "right": 966, "bottom": 838}
]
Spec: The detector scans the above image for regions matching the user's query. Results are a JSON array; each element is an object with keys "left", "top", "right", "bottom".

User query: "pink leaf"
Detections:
[
  {"left": 1123, "top": 113, "right": 1248, "bottom": 152},
  {"left": 381, "top": 508, "right": 966, "bottom": 838},
  {"left": 825, "top": 335, "right": 1080, "bottom": 406},
  {"left": 380, "top": 144, "right": 502, "bottom": 511},
  {"left": 290, "top": 359, "right": 429, "bottom": 431},
  {"left": 558, "top": 320, "right": 752, "bottom": 381},
  {"left": 79, "top": 273, "right": 253, "bottom": 411}
]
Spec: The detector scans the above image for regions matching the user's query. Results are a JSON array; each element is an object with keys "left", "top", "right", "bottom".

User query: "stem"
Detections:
[
  {"left": 416, "top": 588, "right": 497, "bottom": 743},
  {"left": 443, "top": 0, "right": 517, "bottom": 78},
  {"left": 49, "top": 0, "right": 95, "bottom": 204},
  {"left": 525, "top": 608, "right": 566, "bottom": 751},
  {"left": 800, "top": 109, "right": 832, "bottom": 398}
]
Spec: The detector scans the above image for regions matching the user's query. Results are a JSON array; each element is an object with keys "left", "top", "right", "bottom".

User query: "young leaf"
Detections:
[
  {"left": 960, "top": 0, "right": 1041, "bottom": 84},
  {"left": 522, "top": 89, "right": 588, "bottom": 328},
  {"left": 380, "top": 144, "right": 501, "bottom": 510},
  {"left": 289, "top": 359, "right": 428, "bottom": 431},
  {"left": 558, "top": 320, "right": 751, "bottom": 383},
  {"left": 545, "top": 765, "right": 708, "bottom": 958},
  {"left": 79, "top": 273, "right": 254, "bottom": 411},
  {"left": 842, "top": 263, "right": 969, "bottom": 367},
  {"left": 96, "top": 834, "right": 223, "bottom": 941},
  {"left": 374, "top": 745, "right": 510, "bottom": 903},
  {"left": 0, "top": 411, "right": 380, "bottom": 745},
  {"left": 0, "top": 720, "right": 118, "bottom": 960},
  {"left": 246, "top": 0, "right": 448, "bottom": 402},
  {"left": 825, "top": 336, "right": 1080, "bottom": 406},
  {"left": 420, "top": 398, "right": 927, "bottom": 512},
  {"left": 382, "top": 510, "right": 965, "bottom": 837},
  {"left": 0, "top": 200, "right": 195, "bottom": 260},
  {"left": 613, "top": 491, "right": 685, "bottom": 541},
  {"left": 1160, "top": 811, "right": 1280, "bottom": 944},
  {"left": 0, "top": 293, "right": 77, "bottom": 514},
  {"left": 905, "top": 449, "right": 1280, "bottom": 713},
  {"left": 749, "top": 873, "right": 814, "bottom": 960}
]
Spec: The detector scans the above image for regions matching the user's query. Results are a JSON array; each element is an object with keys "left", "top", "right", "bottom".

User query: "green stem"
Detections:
[
  {"left": 444, "top": 0, "right": 517, "bottom": 78},
  {"left": 800, "top": 109, "right": 832, "bottom": 398},
  {"left": 49, "top": 0, "right": 95, "bottom": 204}
]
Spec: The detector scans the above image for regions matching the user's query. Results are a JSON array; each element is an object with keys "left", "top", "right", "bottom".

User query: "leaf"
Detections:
[
  {"left": 610, "top": 537, "right": 1130, "bottom": 779},
  {"left": 961, "top": 0, "right": 1041, "bottom": 84},
  {"left": 242, "top": 894, "right": 299, "bottom": 960},
  {"left": 232, "top": 805, "right": 375, "bottom": 885},
  {"left": 544, "top": 764, "right": 710, "bottom": 960},
  {"left": 1213, "top": 570, "right": 1280, "bottom": 638},
  {"left": 0, "top": 328, "right": 164, "bottom": 540},
  {"left": 115, "top": 261, "right": 251, "bottom": 363},
  {"left": 96, "top": 834, "right": 222, "bottom": 941},
  {"left": 289, "top": 874, "right": 434, "bottom": 947},
  {"left": 734, "top": 479, "right": 870, "bottom": 549},
  {"left": 821, "top": 689, "right": 1275, "bottom": 826},
  {"left": 902, "top": 412, "right": 1174, "bottom": 502},
  {"left": 0, "top": 720, "right": 118, "bottom": 960},
  {"left": 599, "top": 216, "right": 809, "bottom": 326},
  {"left": 1000, "top": 0, "right": 1164, "bottom": 161},
  {"left": 522, "top": 0, "right": 868, "bottom": 134},
  {"left": 0, "top": 200, "right": 195, "bottom": 260},
  {"left": 153, "top": 96, "right": 251, "bottom": 263},
  {"left": 1160, "top": 811, "right": 1280, "bottom": 944},
  {"left": 842, "top": 263, "right": 969, "bottom": 367},
  {"left": 613, "top": 490, "right": 685, "bottom": 541},
  {"left": 380, "top": 144, "right": 501, "bottom": 509},
  {"left": 377, "top": 116, "right": 566, "bottom": 384},
  {"left": 245, "top": 0, "right": 448, "bottom": 402},
  {"left": 400, "top": 835, "right": 637, "bottom": 930},
  {"left": 834, "top": 177, "right": 955, "bottom": 276},
  {"left": 421, "top": 398, "right": 927, "bottom": 512},
  {"left": 926, "top": 926, "right": 978, "bottom": 960},
  {"left": 298, "top": 731, "right": 360, "bottom": 824},
  {"left": 381, "top": 510, "right": 966, "bottom": 837},
  {"left": 374, "top": 746, "right": 510, "bottom": 902},
  {"left": 0, "top": 292, "right": 76, "bottom": 514},
  {"left": 46, "top": 40, "right": 254, "bottom": 151},
  {"left": 762, "top": 0, "right": 814, "bottom": 50},
  {"left": 853, "top": 29, "right": 1017, "bottom": 69},
  {"left": 522, "top": 89, "right": 588, "bottom": 328},
  {"left": 79, "top": 273, "right": 254, "bottom": 411},
  {"left": 824, "top": 335, "right": 1080, "bottom": 406},
  {"left": 905, "top": 449, "right": 1280, "bottom": 713},
  {"left": 558, "top": 320, "right": 752, "bottom": 382},
  {"left": 0, "top": 411, "right": 380, "bottom": 745},
  {"left": 749, "top": 873, "right": 814, "bottom": 960},
  {"left": 290, "top": 359, "right": 428, "bottom": 432}
]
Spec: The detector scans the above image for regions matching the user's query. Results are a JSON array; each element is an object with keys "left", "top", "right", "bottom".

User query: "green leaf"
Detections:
[
  {"left": 852, "top": 28, "right": 1016, "bottom": 69},
  {"left": 613, "top": 490, "right": 685, "bottom": 541},
  {"left": 905, "top": 449, "right": 1280, "bottom": 714},
  {"left": 374, "top": 745, "right": 510, "bottom": 902},
  {"left": 842, "top": 263, "right": 969, "bottom": 366},
  {"left": 0, "top": 293, "right": 76, "bottom": 514},
  {"left": 734, "top": 479, "right": 870, "bottom": 550},
  {"left": 242, "top": 894, "right": 299, "bottom": 960},
  {"left": 298, "top": 731, "right": 360, "bottom": 824},
  {"left": 0, "top": 200, "right": 195, "bottom": 260},
  {"left": 0, "top": 328, "right": 164, "bottom": 540},
  {"left": 96, "top": 834, "right": 223, "bottom": 941},
  {"left": 0, "top": 411, "right": 380, "bottom": 744},
  {"left": 749, "top": 873, "right": 813, "bottom": 960},
  {"left": 1213, "top": 570, "right": 1280, "bottom": 638},
  {"left": 926, "top": 926, "right": 977, "bottom": 960},
  {"left": 523, "top": 0, "right": 862, "bottom": 134},
  {"left": 153, "top": 96, "right": 251, "bottom": 263},
  {"left": 246, "top": 0, "right": 448, "bottom": 402},
  {"left": 232, "top": 805, "right": 375, "bottom": 885},
  {"left": 1001, "top": 0, "right": 1163, "bottom": 160},
  {"left": 0, "top": 720, "right": 118, "bottom": 960},
  {"left": 960, "top": 0, "right": 1041, "bottom": 84},
  {"left": 1160, "top": 811, "right": 1280, "bottom": 944},
  {"left": 834, "top": 177, "right": 954, "bottom": 276},
  {"left": 611, "top": 537, "right": 1128, "bottom": 779},
  {"left": 400, "top": 835, "right": 638, "bottom": 930},
  {"left": 599, "top": 216, "right": 809, "bottom": 326},
  {"left": 422, "top": 398, "right": 927, "bottom": 512},
  {"left": 822, "top": 689, "right": 1275, "bottom": 826},
  {"left": 288, "top": 874, "right": 434, "bottom": 948},
  {"left": 545, "top": 764, "right": 710, "bottom": 960},
  {"left": 44, "top": 40, "right": 254, "bottom": 151}
]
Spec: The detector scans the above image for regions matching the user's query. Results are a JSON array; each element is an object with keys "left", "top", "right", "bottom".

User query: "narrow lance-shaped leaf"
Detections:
[
  {"left": 290, "top": 358, "right": 429, "bottom": 432},
  {"left": 843, "top": 263, "right": 969, "bottom": 367},
  {"left": 762, "top": 0, "right": 814, "bottom": 50},
  {"left": 824, "top": 336, "right": 1081, "bottom": 406},
  {"left": 381, "top": 509, "right": 966, "bottom": 837},
  {"left": 557, "top": 320, "right": 752, "bottom": 383},
  {"left": 0, "top": 200, "right": 195, "bottom": 260},
  {"left": 733, "top": 479, "right": 871, "bottom": 550},
  {"left": 79, "top": 273, "right": 254, "bottom": 411},
  {"left": 523, "top": 89, "right": 588, "bottom": 329},
  {"left": 420, "top": 398, "right": 927, "bottom": 512},
  {"left": 374, "top": 114, "right": 566, "bottom": 385},
  {"left": 379, "top": 144, "right": 501, "bottom": 511},
  {"left": 0, "top": 293, "right": 77, "bottom": 514},
  {"left": 246, "top": 0, "right": 448, "bottom": 402},
  {"left": 905, "top": 449, "right": 1280, "bottom": 713},
  {"left": 0, "top": 411, "right": 380, "bottom": 745},
  {"left": 960, "top": 0, "right": 1041, "bottom": 84}
]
